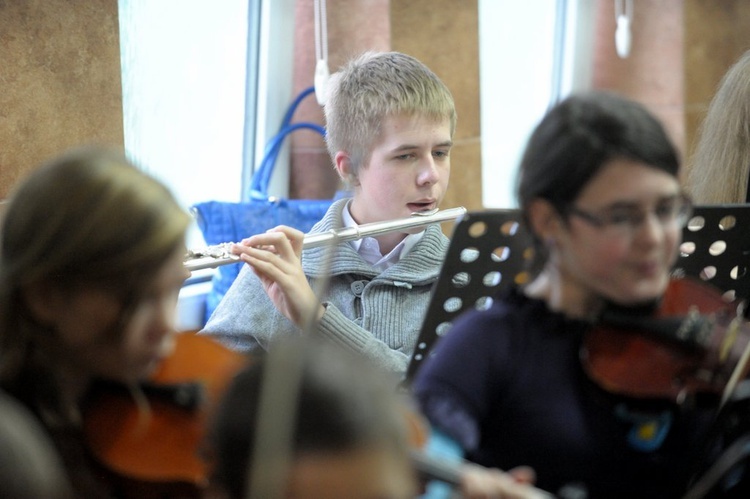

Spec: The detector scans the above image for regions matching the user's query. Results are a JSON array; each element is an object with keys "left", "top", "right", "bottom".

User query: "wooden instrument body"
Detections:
[
  {"left": 583, "top": 277, "right": 750, "bottom": 403},
  {"left": 84, "top": 333, "right": 248, "bottom": 497}
]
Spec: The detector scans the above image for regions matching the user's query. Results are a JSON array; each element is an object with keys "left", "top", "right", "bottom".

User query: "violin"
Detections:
[
  {"left": 581, "top": 276, "right": 750, "bottom": 405},
  {"left": 83, "top": 332, "right": 249, "bottom": 498}
]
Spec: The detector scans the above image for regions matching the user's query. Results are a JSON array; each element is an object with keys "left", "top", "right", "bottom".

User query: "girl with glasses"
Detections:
[{"left": 413, "top": 92, "right": 720, "bottom": 498}]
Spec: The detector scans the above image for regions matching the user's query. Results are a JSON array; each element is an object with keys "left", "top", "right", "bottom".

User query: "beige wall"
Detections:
[
  {"left": 391, "top": 0, "right": 482, "bottom": 214},
  {"left": 0, "top": 0, "right": 123, "bottom": 199}
]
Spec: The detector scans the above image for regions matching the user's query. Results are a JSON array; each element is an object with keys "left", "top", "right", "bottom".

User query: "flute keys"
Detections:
[{"left": 185, "top": 242, "right": 236, "bottom": 260}]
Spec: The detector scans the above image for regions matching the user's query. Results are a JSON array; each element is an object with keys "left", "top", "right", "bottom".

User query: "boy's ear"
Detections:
[
  {"left": 334, "top": 152, "right": 358, "bottom": 186},
  {"left": 526, "top": 198, "right": 563, "bottom": 241},
  {"left": 334, "top": 151, "right": 349, "bottom": 177}
]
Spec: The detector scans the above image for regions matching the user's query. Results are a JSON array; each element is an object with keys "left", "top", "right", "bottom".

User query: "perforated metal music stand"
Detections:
[
  {"left": 673, "top": 204, "right": 750, "bottom": 302},
  {"left": 405, "top": 209, "right": 534, "bottom": 381},
  {"left": 405, "top": 204, "right": 750, "bottom": 383}
]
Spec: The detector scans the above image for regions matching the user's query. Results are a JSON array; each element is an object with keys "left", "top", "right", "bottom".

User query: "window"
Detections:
[
  {"left": 478, "top": 0, "right": 594, "bottom": 208},
  {"left": 119, "top": 0, "right": 258, "bottom": 247}
]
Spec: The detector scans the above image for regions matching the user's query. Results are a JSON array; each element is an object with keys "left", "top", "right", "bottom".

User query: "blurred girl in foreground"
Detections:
[{"left": 0, "top": 146, "right": 192, "bottom": 497}]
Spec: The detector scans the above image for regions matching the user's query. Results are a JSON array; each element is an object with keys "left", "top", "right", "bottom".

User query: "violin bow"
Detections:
[
  {"left": 720, "top": 303, "right": 750, "bottom": 408},
  {"left": 244, "top": 229, "right": 340, "bottom": 498}
]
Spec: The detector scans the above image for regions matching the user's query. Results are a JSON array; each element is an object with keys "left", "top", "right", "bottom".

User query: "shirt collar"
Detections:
[{"left": 342, "top": 201, "right": 424, "bottom": 270}]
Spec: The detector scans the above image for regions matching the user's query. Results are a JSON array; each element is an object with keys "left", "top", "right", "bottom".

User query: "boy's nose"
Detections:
[{"left": 417, "top": 157, "right": 439, "bottom": 185}]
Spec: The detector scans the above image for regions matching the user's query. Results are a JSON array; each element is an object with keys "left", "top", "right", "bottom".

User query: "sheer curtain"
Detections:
[
  {"left": 118, "top": 0, "right": 250, "bottom": 247},
  {"left": 478, "top": 0, "right": 594, "bottom": 208}
]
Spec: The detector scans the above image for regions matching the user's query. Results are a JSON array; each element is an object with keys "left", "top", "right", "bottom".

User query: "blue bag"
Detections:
[{"left": 192, "top": 88, "right": 338, "bottom": 323}]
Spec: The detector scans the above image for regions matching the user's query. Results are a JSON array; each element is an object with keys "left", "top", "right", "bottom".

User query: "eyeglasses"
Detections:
[{"left": 567, "top": 194, "right": 693, "bottom": 238}]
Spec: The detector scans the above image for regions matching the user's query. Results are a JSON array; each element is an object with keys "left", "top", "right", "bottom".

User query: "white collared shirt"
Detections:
[{"left": 342, "top": 202, "right": 424, "bottom": 272}]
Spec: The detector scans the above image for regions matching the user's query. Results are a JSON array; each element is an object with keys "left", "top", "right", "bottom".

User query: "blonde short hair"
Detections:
[{"left": 324, "top": 51, "right": 456, "bottom": 183}]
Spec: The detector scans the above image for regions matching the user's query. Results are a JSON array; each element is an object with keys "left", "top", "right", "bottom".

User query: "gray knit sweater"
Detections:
[{"left": 199, "top": 198, "right": 450, "bottom": 375}]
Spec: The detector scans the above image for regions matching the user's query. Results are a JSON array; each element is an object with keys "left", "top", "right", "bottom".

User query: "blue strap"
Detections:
[
  {"left": 249, "top": 86, "right": 327, "bottom": 199},
  {"left": 250, "top": 122, "right": 326, "bottom": 199}
]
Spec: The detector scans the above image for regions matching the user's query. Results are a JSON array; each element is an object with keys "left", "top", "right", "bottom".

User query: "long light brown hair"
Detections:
[
  {"left": 688, "top": 50, "right": 750, "bottom": 204},
  {"left": 0, "top": 145, "right": 190, "bottom": 392}
]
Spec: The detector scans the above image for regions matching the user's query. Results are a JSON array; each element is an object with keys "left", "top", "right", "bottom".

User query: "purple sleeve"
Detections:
[{"left": 412, "top": 303, "right": 514, "bottom": 453}]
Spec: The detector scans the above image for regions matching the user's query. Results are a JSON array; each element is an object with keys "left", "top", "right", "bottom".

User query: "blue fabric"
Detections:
[
  {"left": 191, "top": 197, "right": 334, "bottom": 324},
  {"left": 419, "top": 428, "right": 464, "bottom": 499}
]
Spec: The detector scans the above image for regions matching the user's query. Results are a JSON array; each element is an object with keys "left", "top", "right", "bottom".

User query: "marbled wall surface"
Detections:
[{"left": 0, "top": 0, "right": 123, "bottom": 198}]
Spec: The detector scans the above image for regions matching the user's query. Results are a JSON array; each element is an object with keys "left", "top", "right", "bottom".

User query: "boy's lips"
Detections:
[{"left": 407, "top": 201, "right": 436, "bottom": 212}]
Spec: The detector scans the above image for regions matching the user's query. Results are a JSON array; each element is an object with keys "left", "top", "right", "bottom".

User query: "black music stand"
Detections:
[
  {"left": 405, "top": 209, "right": 534, "bottom": 381},
  {"left": 405, "top": 204, "right": 750, "bottom": 383},
  {"left": 673, "top": 204, "right": 750, "bottom": 303}
]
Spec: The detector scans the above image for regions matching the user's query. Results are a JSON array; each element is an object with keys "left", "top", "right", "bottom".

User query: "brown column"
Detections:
[
  {"left": 289, "top": 0, "right": 391, "bottom": 200},
  {"left": 591, "top": 0, "right": 685, "bottom": 163}
]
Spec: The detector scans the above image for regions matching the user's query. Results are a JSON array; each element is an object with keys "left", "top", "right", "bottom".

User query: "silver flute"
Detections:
[{"left": 184, "top": 206, "right": 467, "bottom": 272}]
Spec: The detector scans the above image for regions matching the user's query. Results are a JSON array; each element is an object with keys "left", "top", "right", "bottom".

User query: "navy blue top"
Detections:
[{"left": 412, "top": 287, "right": 717, "bottom": 498}]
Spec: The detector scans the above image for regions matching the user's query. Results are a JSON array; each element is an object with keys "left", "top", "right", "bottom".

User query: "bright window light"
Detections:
[
  {"left": 478, "top": 0, "right": 593, "bottom": 208},
  {"left": 118, "top": 0, "right": 250, "bottom": 246}
]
